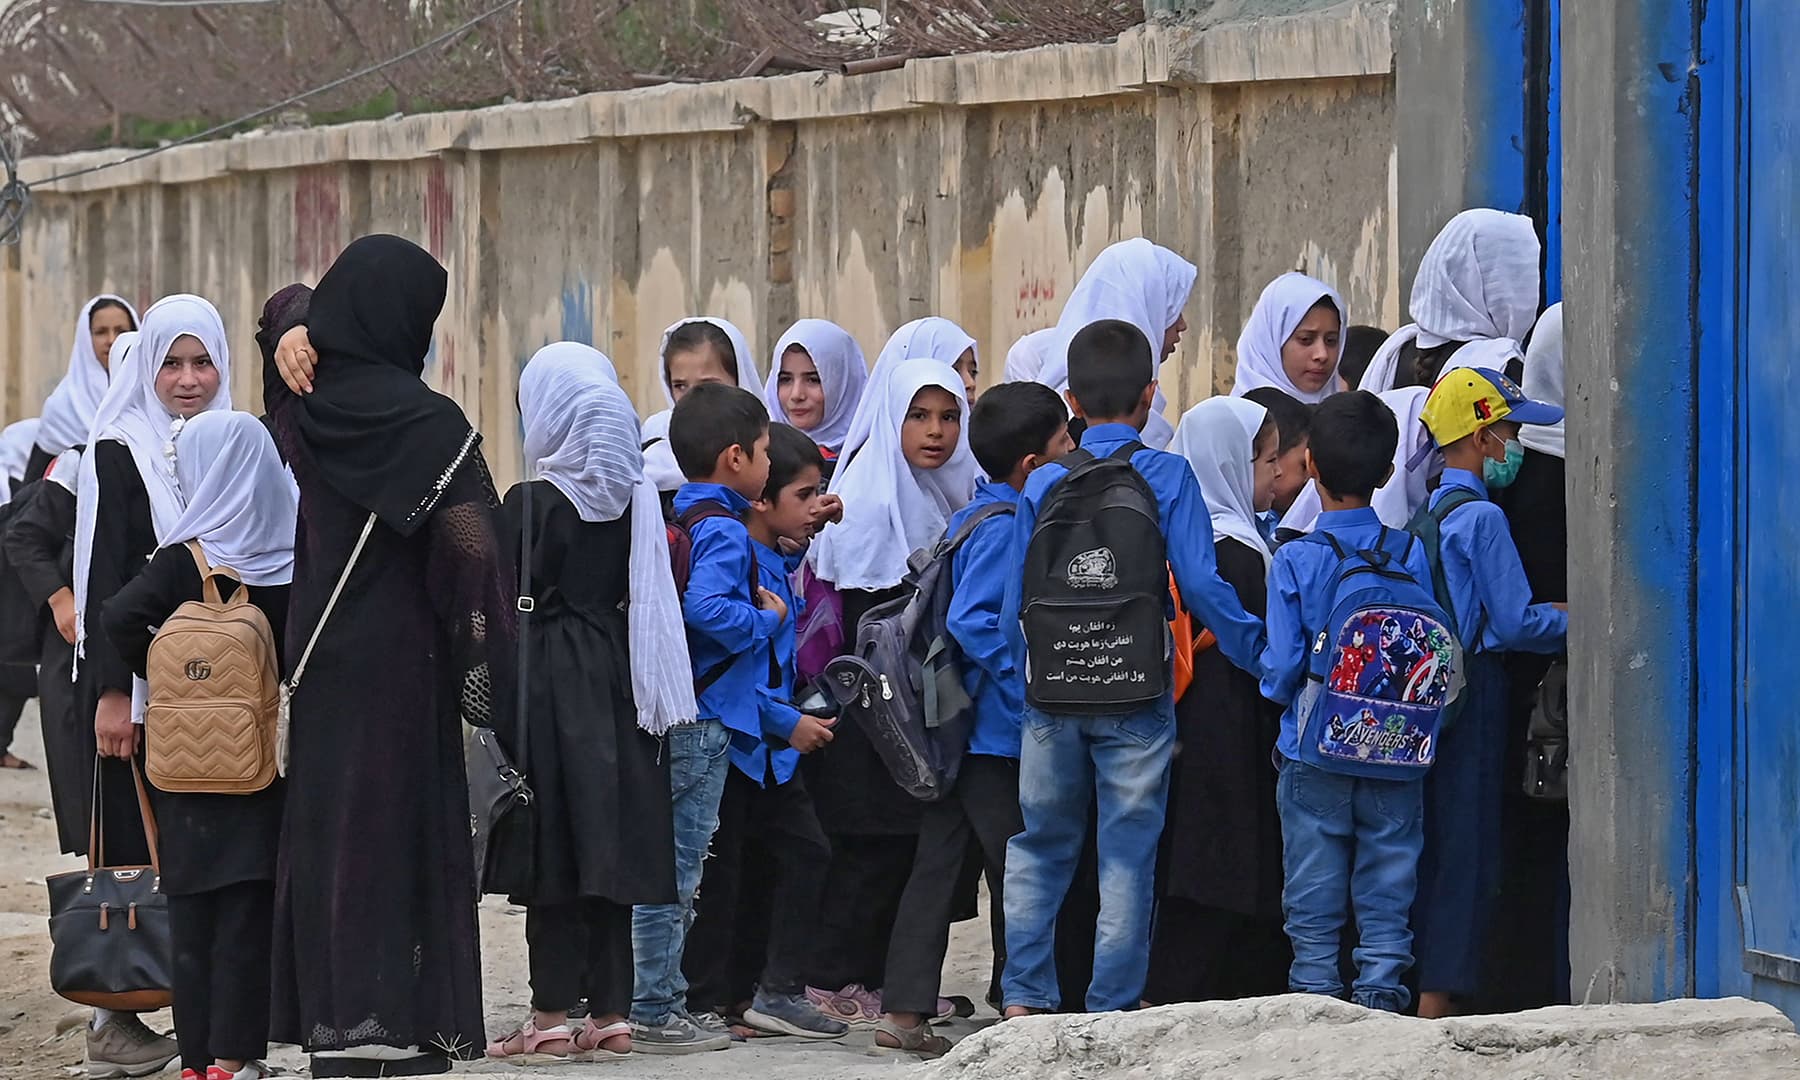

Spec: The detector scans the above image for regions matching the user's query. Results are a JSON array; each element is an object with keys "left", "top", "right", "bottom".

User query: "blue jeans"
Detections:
[
  {"left": 631, "top": 719, "right": 731, "bottom": 1025},
  {"left": 1276, "top": 758, "right": 1424, "bottom": 1012},
  {"left": 1001, "top": 702, "right": 1174, "bottom": 1013}
]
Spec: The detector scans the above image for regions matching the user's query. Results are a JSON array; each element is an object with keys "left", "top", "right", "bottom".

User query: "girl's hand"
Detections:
[
  {"left": 94, "top": 691, "right": 138, "bottom": 759},
  {"left": 47, "top": 587, "right": 76, "bottom": 646},
  {"left": 815, "top": 494, "right": 845, "bottom": 528},
  {"left": 275, "top": 326, "right": 318, "bottom": 394}
]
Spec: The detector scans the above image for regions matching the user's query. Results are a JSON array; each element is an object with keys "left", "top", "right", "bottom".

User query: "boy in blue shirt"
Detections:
[
  {"left": 1261, "top": 390, "right": 1435, "bottom": 1013},
  {"left": 631, "top": 383, "right": 782, "bottom": 1053},
  {"left": 1410, "top": 367, "right": 1566, "bottom": 1018},
  {"left": 681, "top": 424, "right": 848, "bottom": 1041},
  {"left": 875, "top": 383, "right": 1073, "bottom": 1054},
  {"left": 999, "top": 320, "right": 1266, "bottom": 1016}
]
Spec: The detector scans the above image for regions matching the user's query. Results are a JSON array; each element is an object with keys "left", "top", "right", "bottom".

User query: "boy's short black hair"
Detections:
[
  {"left": 663, "top": 319, "right": 740, "bottom": 384},
  {"left": 969, "top": 382, "right": 1068, "bottom": 479},
  {"left": 1308, "top": 390, "right": 1398, "bottom": 498},
  {"left": 1242, "top": 387, "right": 1314, "bottom": 455},
  {"left": 669, "top": 383, "right": 769, "bottom": 480},
  {"left": 762, "top": 422, "right": 825, "bottom": 503},
  {"left": 1339, "top": 325, "right": 1388, "bottom": 390},
  {"left": 1067, "top": 319, "right": 1153, "bottom": 420}
]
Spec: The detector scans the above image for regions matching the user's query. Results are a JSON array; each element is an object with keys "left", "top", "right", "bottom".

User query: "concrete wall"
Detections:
[{"left": 1, "top": 1, "right": 1396, "bottom": 482}]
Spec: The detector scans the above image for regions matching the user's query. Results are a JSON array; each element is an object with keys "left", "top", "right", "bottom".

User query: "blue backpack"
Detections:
[{"left": 1292, "top": 526, "right": 1464, "bottom": 779}]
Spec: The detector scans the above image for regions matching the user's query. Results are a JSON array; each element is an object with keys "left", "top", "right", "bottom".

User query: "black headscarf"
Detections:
[{"left": 295, "top": 235, "right": 478, "bottom": 537}]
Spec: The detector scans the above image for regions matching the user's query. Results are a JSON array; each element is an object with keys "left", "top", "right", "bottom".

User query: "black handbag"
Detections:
[
  {"left": 46, "top": 758, "right": 173, "bottom": 1010},
  {"left": 470, "top": 480, "right": 536, "bottom": 896},
  {"left": 1522, "top": 656, "right": 1570, "bottom": 801}
]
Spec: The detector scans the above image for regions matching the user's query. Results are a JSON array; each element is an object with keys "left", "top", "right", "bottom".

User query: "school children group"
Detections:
[{"left": 0, "top": 206, "right": 1571, "bottom": 1080}]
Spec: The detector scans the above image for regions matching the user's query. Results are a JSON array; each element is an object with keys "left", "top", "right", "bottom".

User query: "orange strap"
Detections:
[{"left": 1169, "top": 570, "right": 1217, "bottom": 703}]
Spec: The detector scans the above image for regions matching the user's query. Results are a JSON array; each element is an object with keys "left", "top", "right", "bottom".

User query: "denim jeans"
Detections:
[
  {"left": 630, "top": 719, "right": 731, "bottom": 1025},
  {"left": 1001, "top": 701, "right": 1174, "bottom": 1013},
  {"left": 1276, "top": 758, "right": 1425, "bottom": 1012}
]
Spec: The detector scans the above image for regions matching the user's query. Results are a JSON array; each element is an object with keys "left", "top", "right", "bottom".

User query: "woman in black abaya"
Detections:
[{"left": 262, "top": 236, "right": 515, "bottom": 1078}]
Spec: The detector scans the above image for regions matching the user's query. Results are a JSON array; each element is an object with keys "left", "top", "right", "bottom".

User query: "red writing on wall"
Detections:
[
  {"left": 1015, "top": 275, "right": 1058, "bottom": 321},
  {"left": 424, "top": 161, "right": 453, "bottom": 259}
]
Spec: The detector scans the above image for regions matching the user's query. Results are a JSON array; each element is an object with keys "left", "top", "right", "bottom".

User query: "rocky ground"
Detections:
[{"left": 4, "top": 706, "right": 1798, "bottom": 1080}]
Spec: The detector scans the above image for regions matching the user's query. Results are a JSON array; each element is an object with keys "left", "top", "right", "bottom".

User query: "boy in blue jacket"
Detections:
[
  {"left": 999, "top": 320, "right": 1267, "bottom": 1016},
  {"left": 681, "top": 424, "right": 847, "bottom": 1041},
  {"left": 876, "top": 383, "right": 1073, "bottom": 1054},
  {"left": 631, "top": 384, "right": 781, "bottom": 1053},
  {"left": 1260, "top": 390, "right": 1435, "bottom": 1014},
  {"left": 1410, "top": 368, "right": 1566, "bottom": 1018}
]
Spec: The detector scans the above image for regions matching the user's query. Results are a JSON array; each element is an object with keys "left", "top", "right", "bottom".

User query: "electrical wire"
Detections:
[
  {"left": 19, "top": 0, "right": 523, "bottom": 188},
  {"left": 0, "top": 131, "right": 29, "bottom": 246}
]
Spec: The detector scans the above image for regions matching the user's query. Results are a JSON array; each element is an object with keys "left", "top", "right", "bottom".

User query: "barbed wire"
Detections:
[{"left": 1, "top": 1, "right": 1143, "bottom": 157}]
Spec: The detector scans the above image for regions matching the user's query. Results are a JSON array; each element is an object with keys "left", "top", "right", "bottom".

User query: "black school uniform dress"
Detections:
[
  {"left": 75, "top": 439, "right": 158, "bottom": 869},
  {"left": 1146, "top": 537, "right": 1291, "bottom": 1004},
  {"left": 101, "top": 545, "right": 289, "bottom": 1074},
  {"left": 803, "top": 583, "right": 921, "bottom": 992},
  {"left": 3, "top": 477, "right": 87, "bottom": 850},
  {"left": 1483, "top": 447, "right": 1571, "bottom": 1011},
  {"left": 502, "top": 480, "right": 676, "bottom": 1017}
]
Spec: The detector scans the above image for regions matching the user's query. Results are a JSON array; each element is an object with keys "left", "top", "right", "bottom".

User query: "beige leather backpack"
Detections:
[{"left": 144, "top": 543, "right": 280, "bottom": 794}]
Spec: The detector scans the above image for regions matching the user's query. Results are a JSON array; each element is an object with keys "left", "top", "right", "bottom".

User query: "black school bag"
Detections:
[{"left": 1020, "top": 441, "right": 1169, "bottom": 714}]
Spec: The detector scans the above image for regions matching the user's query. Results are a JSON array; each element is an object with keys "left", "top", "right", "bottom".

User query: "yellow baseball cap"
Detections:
[{"left": 1420, "top": 367, "right": 1563, "bottom": 446}]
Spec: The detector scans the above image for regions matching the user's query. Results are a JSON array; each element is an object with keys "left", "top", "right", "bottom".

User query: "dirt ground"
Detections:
[{"left": 0, "top": 706, "right": 982, "bottom": 1079}]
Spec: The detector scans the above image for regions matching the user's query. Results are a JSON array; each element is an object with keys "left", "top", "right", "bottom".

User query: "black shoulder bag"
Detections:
[{"left": 470, "top": 481, "right": 536, "bottom": 896}]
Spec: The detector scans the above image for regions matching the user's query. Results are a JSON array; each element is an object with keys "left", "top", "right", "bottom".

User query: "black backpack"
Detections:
[{"left": 1020, "top": 442, "right": 1169, "bottom": 715}]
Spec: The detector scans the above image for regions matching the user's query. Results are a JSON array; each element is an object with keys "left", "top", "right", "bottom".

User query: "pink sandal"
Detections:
[
  {"left": 571, "top": 1020, "right": 632, "bottom": 1059},
  {"left": 485, "top": 1018, "right": 575, "bottom": 1063}
]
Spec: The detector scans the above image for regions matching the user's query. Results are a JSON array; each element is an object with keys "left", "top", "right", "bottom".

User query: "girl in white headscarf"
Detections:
[
  {"left": 1150, "top": 395, "right": 1290, "bottom": 1003},
  {"left": 1229, "top": 272, "right": 1348, "bottom": 405},
  {"left": 1003, "top": 328, "right": 1058, "bottom": 385},
  {"left": 839, "top": 317, "right": 977, "bottom": 469},
  {"left": 1277, "top": 386, "right": 1439, "bottom": 539},
  {"left": 36, "top": 295, "right": 139, "bottom": 469},
  {"left": 642, "top": 317, "right": 763, "bottom": 492},
  {"left": 486, "top": 342, "right": 686, "bottom": 1062},
  {"left": 1036, "top": 238, "right": 1195, "bottom": 450},
  {"left": 1359, "top": 209, "right": 1542, "bottom": 394},
  {"left": 762, "top": 319, "right": 870, "bottom": 469},
  {"left": 0, "top": 420, "right": 41, "bottom": 504},
  {"left": 812, "top": 358, "right": 976, "bottom": 592},
  {"left": 100, "top": 410, "right": 295, "bottom": 1080}
]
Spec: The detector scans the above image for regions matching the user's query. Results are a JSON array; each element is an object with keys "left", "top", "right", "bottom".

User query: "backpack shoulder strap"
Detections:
[
  {"left": 1106, "top": 441, "right": 1146, "bottom": 463},
  {"left": 1431, "top": 486, "right": 1483, "bottom": 524},
  {"left": 941, "top": 500, "right": 1017, "bottom": 556}
]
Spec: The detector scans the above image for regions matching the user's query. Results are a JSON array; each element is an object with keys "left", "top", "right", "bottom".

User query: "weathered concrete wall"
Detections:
[{"left": 1, "top": 1, "right": 1396, "bottom": 482}]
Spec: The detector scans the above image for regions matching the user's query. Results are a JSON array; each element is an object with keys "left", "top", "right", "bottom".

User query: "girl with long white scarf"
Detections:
[
  {"left": 1154, "top": 396, "right": 1291, "bottom": 1002},
  {"left": 642, "top": 317, "right": 764, "bottom": 492},
  {"left": 1229, "top": 271, "right": 1348, "bottom": 405},
  {"left": 1035, "top": 238, "right": 1195, "bottom": 450},
  {"left": 99, "top": 410, "right": 295, "bottom": 1080},
  {"left": 1359, "top": 209, "right": 1542, "bottom": 394},
  {"left": 0, "top": 420, "right": 41, "bottom": 505},
  {"left": 761, "top": 319, "right": 869, "bottom": 468},
  {"left": 1278, "top": 386, "right": 1440, "bottom": 537},
  {"left": 839, "top": 317, "right": 977, "bottom": 469},
  {"left": 487, "top": 342, "right": 690, "bottom": 1062},
  {"left": 35, "top": 295, "right": 139, "bottom": 470},
  {"left": 1003, "top": 328, "right": 1057, "bottom": 385},
  {"left": 72, "top": 295, "right": 229, "bottom": 1078}
]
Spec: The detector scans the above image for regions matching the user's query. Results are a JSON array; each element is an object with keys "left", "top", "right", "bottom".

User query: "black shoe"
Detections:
[{"left": 309, "top": 1051, "right": 450, "bottom": 1078}]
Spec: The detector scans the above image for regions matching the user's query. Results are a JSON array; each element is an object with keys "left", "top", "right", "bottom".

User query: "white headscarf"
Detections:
[
  {"left": 1520, "top": 303, "right": 1564, "bottom": 459},
  {"left": 840, "top": 317, "right": 977, "bottom": 466},
  {"left": 74, "top": 295, "right": 232, "bottom": 663},
  {"left": 1361, "top": 209, "right": 1542, "bottom": 393},
  {"left": 165, "top": 411, "right": 297, "bottom": 586},
  {"left": 643, "top": 316, "right": 763, "bottom": 492},
  {"left": 1229, "top": 272, "right": 1348, "bottom": 405},
  {"left": 761, "top": 319, "right": 869, "bottom": 454},
  {"left": 1173, "top": 397, "right": 1271, "bottom": 571},
  {"left": 810, "top": 358, "right": 977, "bottom": 590},
  {"left": 1036, "top": 238, "right": 1194, "bottom": 450},
  {"left": 40, "top": 295, "right": 138, "bottom": 456},
  {"left": 520, "top": 342, "right": 696, "bottom": 735},
  {"left": 0, "top": 420, "right": 42, "bottom": 502},
  {"left": 1003, "top": 328, "right": 1057, "bottom": 384},
  {"left": 1277, "top": 386, "right": 1438, "bottom": 536}
]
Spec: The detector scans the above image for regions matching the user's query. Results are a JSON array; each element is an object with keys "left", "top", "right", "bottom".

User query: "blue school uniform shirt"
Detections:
[
  {"left": 1260, "top": 506, "right": 1436, "bottom": 761},
  {"left": 1000, "top": 422, "right": 1267, "bottom": 700},
  {"left": 675, "top": 483, "right": 781, "bottom": 752},
  {"left": 947, "top": 480, "right": 1023, "bottom": 759},
  {"left": 749, "top": 537, "right": 804, "bottom": 786},
  {"left": 1430, "top": 467, "right": 1567, "bottom": 655}
]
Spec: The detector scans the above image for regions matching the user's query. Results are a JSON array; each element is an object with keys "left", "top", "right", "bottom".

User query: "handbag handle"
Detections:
[
  {"left": 86, "top": 755, "right": 161, "bottom": 877},
  {"left": 514, "top": 480, "right": 532, "bottom": 766},
  {"left": 287, "top": 512, "right": 377, "bottom": 700}
]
